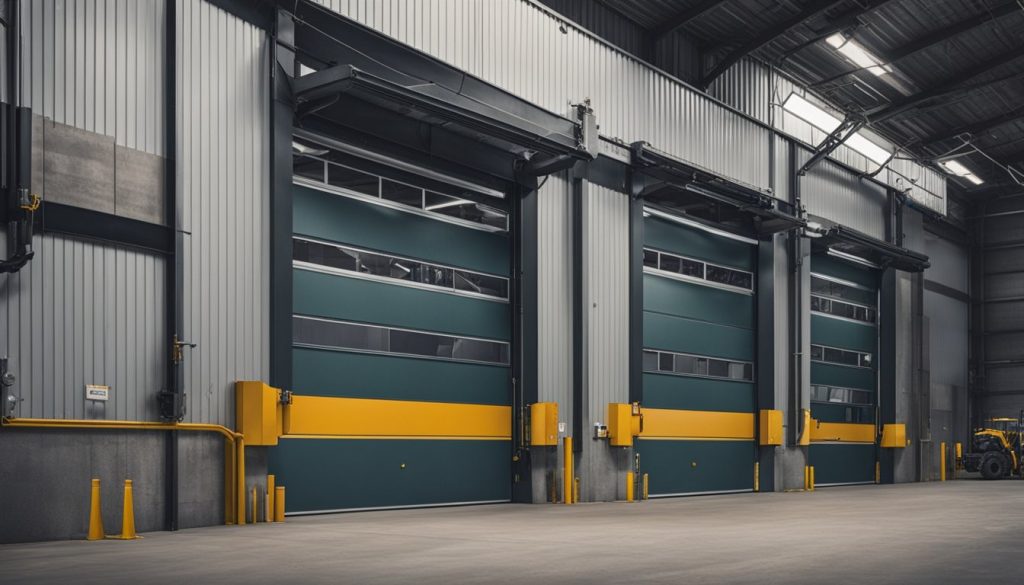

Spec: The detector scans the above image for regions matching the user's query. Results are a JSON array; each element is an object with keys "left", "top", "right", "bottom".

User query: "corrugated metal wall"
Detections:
[
  {"left": 18, "top": 0, "right": 166, "bottom": 155},
  {"left": 0, "top": 232, "right": 166, "bottom": 420},
  {"left": 535, "top": 0, "right": 650, "bottom": 61},
  {"left": 581, "top": 182, "right": 629, "bottom": 420},
  {"left": 536, "top": 173, "right": 573, "bottom": 425},
  {"left": 315, "top": 0, "right": 771, "bottom": 192},
  {"left": 797, "top": 148, "right": 888, "bottom": 241},
  {"left": 176, "top": 0, "right": 270, "bottom": 426}
]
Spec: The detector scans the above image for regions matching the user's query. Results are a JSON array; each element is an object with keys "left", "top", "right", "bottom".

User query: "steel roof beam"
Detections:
[
  {"left": 887, "top": 2, "right": 1021, "bottom": 62},
  {"left": 921, "top": 108, "right": 1024, "bottom": 147},
  {"left": 867, "top": 46, "right": 1024, "bottom": 123},
  {"left": 701, "top": 0, "right": 889, "bottom": 88},
  {"left": 653, "top": 0, "right": 724, "bottom": 40}
]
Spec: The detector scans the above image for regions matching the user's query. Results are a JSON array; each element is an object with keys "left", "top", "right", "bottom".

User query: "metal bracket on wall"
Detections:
[{"left": 798, "top": 117, "right": 865, "bottom": 177}]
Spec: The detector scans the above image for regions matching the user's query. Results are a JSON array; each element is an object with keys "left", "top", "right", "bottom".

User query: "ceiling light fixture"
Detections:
[
  {"left": 938, "top": 159, "right": 984, "bottom": 186},
  {"left": 781, "top": 93, "right": 893, "bottom": 166},
  {"left": 826, "top": 34, "right": 893, "bottom": 77}
]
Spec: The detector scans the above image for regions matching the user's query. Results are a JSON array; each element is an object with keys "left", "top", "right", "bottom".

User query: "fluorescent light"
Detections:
[
  {"left": 844, "top": 133, "right": 891, "bottom": 166},
  {"left": 781, "top": 93, "right": 893, "bottom": 166},
  {"left": 782, "top": 94, "right": 841, "bottom": 134},
  {"left": 826, "top": 34, "right": 892, "bottom": 76},
  {"left": 939, "top": 159, "right": 984, "bottom": 185}
]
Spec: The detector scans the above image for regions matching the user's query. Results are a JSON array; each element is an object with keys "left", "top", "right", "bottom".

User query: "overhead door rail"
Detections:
[
  {"left": 807, "top": 217, "right": 930, "bottom": 272},
  {"left": 282, "top": 0, "right": 597, "bottom": 173},
  {"left": 630, "top": 141, "right": 804, "bottom": 237}
]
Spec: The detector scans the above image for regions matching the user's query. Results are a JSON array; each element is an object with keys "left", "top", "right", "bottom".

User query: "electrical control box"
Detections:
[
  {"left": 880, "top": 423, "right": 907, "bottom": 448},
  {"left": 236, "top": 381, "right": 280, "bottom": 446},
  {"left": 607, "top": 402, "right": 642, "bottom": 447},
  {"left": 758, "top": 409, "right": 783, "bottom": 446},
  {"left": 530, "top": 402, "right": 559, "bottom": 447}
]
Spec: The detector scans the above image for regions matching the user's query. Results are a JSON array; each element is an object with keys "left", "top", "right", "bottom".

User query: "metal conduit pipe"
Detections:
[{"left": 0, "top": 417, "right": 247, "bottom": 526}]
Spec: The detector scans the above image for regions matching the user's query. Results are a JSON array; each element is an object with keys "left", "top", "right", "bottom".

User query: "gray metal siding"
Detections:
[
  {"left": 176, "top": 0, "right": 270, "bottom": 426},
  {"left": 798, "top": 150, "right": 888, "bottom": 241},
  {"left": 316, "top": 0, "right": 770, "bottom": 192},
  {"left": 581, "top": 183, "right": 630, "bottom": 415},
  {"left": 536, "top": 173, "right": 573, "bottom": 426},
  {"left": 19, "top": 0, "right": 166, "bottom": 155},
  {"left": 0, "top": 232, "right": 166, "bottom": 420},
  {"left": 925, "top": 233, "right": 968, "bottom": 294}
]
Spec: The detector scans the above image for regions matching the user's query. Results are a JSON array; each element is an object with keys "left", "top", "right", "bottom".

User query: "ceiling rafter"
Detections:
[
  {"left": 923, "top": 109, "right": 1024, "bottom": 148},
  {"left": 866, "top": 46, "right": 1024, "bottom": 123},
  {"left": 653, "top": 0, "right": 724, "bottom": 40},
  {"left": 700, "top": 0, "right": 891, "bottom": 89}
]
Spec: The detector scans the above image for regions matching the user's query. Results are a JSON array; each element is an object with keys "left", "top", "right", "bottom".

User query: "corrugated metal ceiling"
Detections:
[{"left": 589, "top": 0, "right": 1024, "bottom": 197}]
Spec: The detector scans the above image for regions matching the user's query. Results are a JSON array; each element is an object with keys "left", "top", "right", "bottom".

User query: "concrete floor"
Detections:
[{"left": 1, "top": 480, "right": 1021, "bottom": 584}]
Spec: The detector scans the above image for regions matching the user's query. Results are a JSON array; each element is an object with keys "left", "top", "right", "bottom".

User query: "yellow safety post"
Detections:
[
  {"left": 875, "top": 461, "right": 881, "bottom": 484},
  {"left": 810, "top": 466, "right": 815, "bottom": 491},
  {"left": 563, "top": 436, "right": 573, "bottom": 505},
  {"left": 87, "top": 479, "right": 105, "bottom": 541},
  {"left": 236, "top": 438, "right": 246, "bottom": 525},
  {"left": 266, "top": 475, "right": 276, "bottom": 523},
  {"left": 274, "top": 486, "right": 286, "bottom": 522},
  {"left": 626, "top": 471, "right": 635, "bottom": 502},
  {"left": 115, "top": 480, "right": 139, "bottom": 540},
  {"left": 753, "top": 461, "right": 760, "bottom": 493},
  {"left": 940, "top": 442, "right": 947, "bottom": 482},
  {"left": 225, "top": 442, "right": 235, "bottom": 524},
  {"left": 251, "top": 487, "right": 258, "bottom": 523},
  {"left": 803, "top": 466, "right": 809, "bottom": 491},
  {"left": 642, "top": 474, "right": 649, "bottom": 500}
]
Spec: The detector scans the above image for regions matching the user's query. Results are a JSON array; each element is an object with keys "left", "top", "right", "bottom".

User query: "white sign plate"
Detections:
[{"left": 85, "top": 384, "right": 110, "bottom": 402}]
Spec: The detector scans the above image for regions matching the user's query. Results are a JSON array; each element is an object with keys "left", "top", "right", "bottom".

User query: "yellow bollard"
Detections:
[
  {"left": 236, "top": 439, "right": 246, "bottom": 526},
  {"left": 803, "top": 465, "right": 809, "bottom": 491},
  {"left": 116, "top": 480, "right": 139, "bottom": 540},
  {"left": 563, "top": 437, "right": 573, "bottom": 505},
  {"left": 87, "top": 478, "right": 105, "bottom": 541},
  {"left": 940, "top": 442, "right": 947, "bottom": 482},
  {"left": 810, "top": 466, "right": 815, "bottom": 491},
  {"left": 642, "top": 473, "right": 649, "bottom": 500},
  {"left": 753, "top": 461, "right": 760, "bottom": 493},
  {"left": 266, "top": 475, "right": 276, "bottom": 523},
  {"left": 626, "top": 471, "right": 635, "bottom": 502},
  {"left": 251, "top": 487, "right": 258, "bottom": 523},
  {"left": 273, "top": 486, "right": 286, "bottom": 522},
  {"left": 875, "top": 461, "right": 881, "bottom": 484}
]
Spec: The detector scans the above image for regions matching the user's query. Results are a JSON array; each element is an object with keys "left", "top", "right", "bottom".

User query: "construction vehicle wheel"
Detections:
[{"left": 980, "top": 452, "right": 1008, "bottom": 480}]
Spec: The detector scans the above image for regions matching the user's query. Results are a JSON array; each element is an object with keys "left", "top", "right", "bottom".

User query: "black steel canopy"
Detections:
[
  {"left": 631, "top": 141, "right": 804, "bottom": 237},
  {"left": 284, "top": 0, "right": 595, "bottom": 166},
  {"left": 809, "top": 217, "right": 930, "bottom": 272}
]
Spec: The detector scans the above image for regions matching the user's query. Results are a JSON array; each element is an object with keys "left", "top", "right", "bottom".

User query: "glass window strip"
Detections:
[
  {"left": 810, "top": 384, "right": 874, "bottom": 406},
  {"left": 293, "top": 237, "right": 509, "bottom": 301},
  {"left": 810, "top": 294, "right": 877, "bottom": 324},
  {"left": 643, "top": 247, "right": 753, "bottom": 293},
  {"left": 810, "top": 343, "right": 873, "bottom": 369},
  {"left": 293, "top": 315, "right": 510, "bottom": 366},
  {"left": 293, "top": 152, "right": 509, "bottom": 232},
  {"left": 642, "top": 348, "right": 753, "bottom": 382}
]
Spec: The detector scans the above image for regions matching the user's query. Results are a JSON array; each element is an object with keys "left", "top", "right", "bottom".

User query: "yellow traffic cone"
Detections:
[
  {"left": 115, "top": 479, "right": 140, "bottom": 540},
  {"left": 87, "top": 478, "right": 104, "bottom": 541}
]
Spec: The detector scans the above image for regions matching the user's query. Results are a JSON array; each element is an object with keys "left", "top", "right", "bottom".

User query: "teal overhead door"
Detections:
[
  {"left": 809, "top": 254, "right": 879, "bottom": 486},
  {"left": 270, "top": 142, "right": 513, "bottom": 513},
  {"left": 638, "top": 213, "right": 757, "bottom": 496}
]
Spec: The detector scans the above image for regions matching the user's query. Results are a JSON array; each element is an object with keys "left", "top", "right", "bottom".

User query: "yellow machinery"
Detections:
[{"left": 963, "top": 413, "right": 1023, "bottom": 480}]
